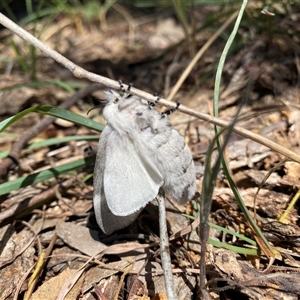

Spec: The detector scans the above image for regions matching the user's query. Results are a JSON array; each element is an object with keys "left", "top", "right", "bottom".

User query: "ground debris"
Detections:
[{"left": 1, "top": 3, "right": 300, "bottom": 299}]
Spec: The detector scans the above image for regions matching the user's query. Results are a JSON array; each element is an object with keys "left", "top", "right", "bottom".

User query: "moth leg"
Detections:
[
  {"left": 137, "top": 93, "right": 161, "bottom": 117},
  {"left": 83, "top": 145, "right": 94, "bottom": 158},
  {"left": 161, "top": 102, "right": 180, "bottom": 118},
  {"left": 127, "top": 83, "right": 133, "bottom": 92},
  {"left": 118, "top": 79, "right": 133, "bottom": 93},
  {"left": 148, "top": 93, "right": 161, "bottom": 109},
  {"left": 118, "top": 79, "right": 124, "bottom": 92}
]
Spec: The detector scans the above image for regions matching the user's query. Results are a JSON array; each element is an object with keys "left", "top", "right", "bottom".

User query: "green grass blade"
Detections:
[
  {"left": 212, "top": 0, "right": 274, "bottom": 254},
  {"left": 0, "top": 151, "right": 9, "bottom": 159},
  {"left": 36, "top": 106, "right": 105, "bottom": 131},
  {"left": 0, "top": 105, "right": 105, "bottom": 133},
  {"left": 0, "top": 135, "right": 100, "bottom": 159},
  {"left": 27, "top": 135, "right": 100, "bottom": 149},
  {"left": 0, "top": 80, "right": 86, "bottom": 92},
  {"left": 0, "top": 156, "right": 94, "bottom": 196},
  {"left": 0, "top": 107, "right": 37, "bottom": 133},
  {"left": 19, "top": 7, "right": 64, "bottom": 26},
  {"left": 9, "top": 39, "right": 29, "bottom": 73},
  {"left": 208, "top": 222, "right": 257, "bottom": 246},
  {"left": 207, "top": 238, "right": 259, "bottom": 256}
]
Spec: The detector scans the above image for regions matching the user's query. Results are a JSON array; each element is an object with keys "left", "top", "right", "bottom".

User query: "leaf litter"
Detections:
[{"left": 0, "top": 3, "right": 300, "bottom": 299}]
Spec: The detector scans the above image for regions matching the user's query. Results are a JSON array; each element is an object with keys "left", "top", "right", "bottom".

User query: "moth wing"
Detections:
[
  {"left": 94, "top": 182, "right": 142, "bottom": 235},
  {"left": 94, "top": 126, "right": 144, "bottom": 234},
  {"left": 103, "top": 128, "right": 163, "bottom": 216},
  {"left": 93, "top": 125, "right": 163, "bottom": 234}
]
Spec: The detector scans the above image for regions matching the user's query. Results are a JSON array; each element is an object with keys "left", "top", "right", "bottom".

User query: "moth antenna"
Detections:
[
  {"left": 161, "top": 102, "right": 180, "bottom": 118},
  {"left": 87, "top": 97, "right": 107, "bottom": 115},
  {"left": 148, "top": 94, "right": 161, "bottom": 109},
  {"left": 87, "top": 105, "right": 101, "bottom": 115}
]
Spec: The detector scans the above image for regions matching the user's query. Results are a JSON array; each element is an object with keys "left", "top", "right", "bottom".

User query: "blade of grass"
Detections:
[
  {"left": 0, "top": 0, "right": 17, "bottom": 22},
  {"left": 0, "top": 80, "right": 86, "bottom": 92},
  {"left": 9, "top": 39, "right": 29, "bottom": 74},
  {"left": 18, "top": 7, "right": 65, "bottom": 26},
  {"left": 208, "top": 222, "right": 257, "bottom": 246},
  {"left": 200, "top": 126, "right": 236, "bottom": 291},
  {"left": 0, "top": 135, "right": 100, "bottom": 159},
  {"left": 208, "top": 238, "right": 258, "bottom": 255},
  {"left": 0, "top": 105, "right": 105, "bottom": 133},
  {"left": 183, "top": 214, "right": 258, "bottom": 254},
  {"left": 27, "top": 135, "right": 100, "bottom": 149},
  {"left": 0, "top": 156, "right": 94, "bottom": 196},
  {"left": 212, "top": 0, "right": 275, "bottom": 256},
  {"left": 279, "top": 189, "right": 300, "bottom": 223}
]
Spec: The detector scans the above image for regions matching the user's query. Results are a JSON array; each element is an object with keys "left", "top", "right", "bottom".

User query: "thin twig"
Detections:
[
  {"left": 0, "top": 13, "right": 300, "bottom": 165},
  {"left": 0, "top": 178, "right": 75, "bottom": 226},
  {"left": 13, "top": 264, "right": 36, "bottom": 300},
  {"left": 157, "top": 191, "right": 178, "bottom": 300}
]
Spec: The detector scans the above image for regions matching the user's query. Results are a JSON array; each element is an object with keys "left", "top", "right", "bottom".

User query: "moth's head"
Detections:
[
  {"left": 105, "top": 89, "right": 124, "bottom": 105},
  {"left": 87, "top": 89, "right": 120, "bottom": 116},
  {"left": 87, "top": 89, "right": 121, "bottom": 122},
  {"left": 100, "top": 88, "right": 151, "bottom": 134},
  {"left": 103, "top": 89, "right": 138, "bottom": 120}
]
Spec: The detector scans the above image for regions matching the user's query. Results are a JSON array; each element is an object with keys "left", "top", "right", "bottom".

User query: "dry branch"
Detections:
[{"left": 0, "top": 12, "right": 299, "bottom": 165}]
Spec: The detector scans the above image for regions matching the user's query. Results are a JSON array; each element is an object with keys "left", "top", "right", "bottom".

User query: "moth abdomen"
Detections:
[
  {"left": 182, "top": 158, "right": 194, "bottom": 174},
  {"left": 149, "top": 127, "right": 196, "bottom": 203}
]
